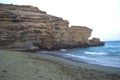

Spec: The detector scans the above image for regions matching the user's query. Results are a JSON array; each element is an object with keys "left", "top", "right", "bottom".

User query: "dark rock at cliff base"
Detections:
[
  {"left": 0, "top": 3, "right": 104, "bottom": 51},
  {"left": 89, "top": 38, "right": 105, "bottom": 46}
]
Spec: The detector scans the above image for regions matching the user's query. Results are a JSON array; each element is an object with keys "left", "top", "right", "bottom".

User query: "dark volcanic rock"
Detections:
[{"left": 0, "top": 3, "right": 104, "bottom": 51}]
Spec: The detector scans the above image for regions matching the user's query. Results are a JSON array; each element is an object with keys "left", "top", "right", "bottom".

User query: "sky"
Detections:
[{"left": 0, "top": 0, "right": 120, "bottom": 41}]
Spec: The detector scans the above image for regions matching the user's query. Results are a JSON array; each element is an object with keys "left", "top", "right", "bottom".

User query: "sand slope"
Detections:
[{"left": 0, "top": 50, "right": 120, "bottom": 80}]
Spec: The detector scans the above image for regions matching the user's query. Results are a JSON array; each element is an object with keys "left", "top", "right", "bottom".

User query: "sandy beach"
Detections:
[{"left": 0, "top": 49, "right": 120, "bottom": 80}]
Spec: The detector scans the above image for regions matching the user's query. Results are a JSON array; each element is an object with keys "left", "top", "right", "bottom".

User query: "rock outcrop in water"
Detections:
[
  {"left": 89, "top": 38, "right": 105, "bottom": 46},
  {"left": 0, "top": 3, "right": 104, "bottom": 51}
]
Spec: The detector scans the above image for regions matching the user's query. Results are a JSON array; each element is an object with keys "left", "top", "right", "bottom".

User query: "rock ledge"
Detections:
[{"left": 0, "top": 3, "right": 104, "bottom": 51}]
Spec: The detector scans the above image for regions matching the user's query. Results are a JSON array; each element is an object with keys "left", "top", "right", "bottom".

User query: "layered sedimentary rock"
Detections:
[{"left": 0, "top": 3, "right": 104, "bottom": 51}]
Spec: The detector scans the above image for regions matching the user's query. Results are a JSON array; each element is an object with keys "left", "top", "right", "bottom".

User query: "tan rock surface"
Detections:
[{"left": 0, "top": 3, "right": 103, "bottom": 51}]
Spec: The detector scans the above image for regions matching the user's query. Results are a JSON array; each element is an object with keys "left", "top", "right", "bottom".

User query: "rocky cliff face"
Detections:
[{"left": 0, "top": 3, "right": 104, "bottom": 51}]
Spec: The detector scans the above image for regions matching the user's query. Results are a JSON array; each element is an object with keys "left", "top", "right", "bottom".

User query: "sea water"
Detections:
[{"left": 37, "top": 41, "right": 120, "bottom": 68}]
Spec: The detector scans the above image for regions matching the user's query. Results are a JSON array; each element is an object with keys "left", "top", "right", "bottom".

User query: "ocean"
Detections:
[{"left": 37, "top": 41, "right": 120, "bottom": 68}]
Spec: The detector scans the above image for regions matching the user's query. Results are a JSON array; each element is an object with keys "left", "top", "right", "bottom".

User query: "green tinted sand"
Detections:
[{"left": 0, "top": 50, "right": 120, "bottom": 80}]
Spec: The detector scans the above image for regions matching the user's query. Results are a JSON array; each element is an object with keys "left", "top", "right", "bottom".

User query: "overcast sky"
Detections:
[{"left": 0, "top": 0, "right": 120, "bottom": 41}]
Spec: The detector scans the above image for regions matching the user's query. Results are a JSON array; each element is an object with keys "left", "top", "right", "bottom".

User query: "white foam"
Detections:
[
  {"left": 84, "top": 51, "right": 107, "bottom": 55},
  {"left": 60, "top": 49, "right": 66, "bottom": 51},
  {"left": 66, "top": 54, "right": 88, "bottom": 59}
]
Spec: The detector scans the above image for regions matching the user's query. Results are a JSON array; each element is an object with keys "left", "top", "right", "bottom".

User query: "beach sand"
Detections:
[{"left": 0, "top": 50, "right": 120, "bottom": 80}]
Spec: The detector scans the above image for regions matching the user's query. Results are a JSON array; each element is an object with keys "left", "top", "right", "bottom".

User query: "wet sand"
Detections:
[{"left": 0, "top": 49, "right": 120, "bottom": 80}]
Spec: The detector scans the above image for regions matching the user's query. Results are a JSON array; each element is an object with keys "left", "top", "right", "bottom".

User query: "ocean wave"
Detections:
[
  {"left": 84, "top": 51, "right": 107, "bottom": 55},
  {"left": 65, "top": 54, "right": 120, "bottom": 68},
  {"left": 65, "top": 54, "right": 100, "bottom": 63},
  {"left": 105, "top": 45, "right": 120, "bottom": 48},
  {"left": 65, "top": 54, "right": 88, "bottom": 59}
]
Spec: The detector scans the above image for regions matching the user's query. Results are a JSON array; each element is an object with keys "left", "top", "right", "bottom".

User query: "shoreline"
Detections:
[
  {"left": 0, "top": 49, "right": 120, "bottom": 80},
  {"left": 29, "top": 52, "right": 120, "bottom": 75}
]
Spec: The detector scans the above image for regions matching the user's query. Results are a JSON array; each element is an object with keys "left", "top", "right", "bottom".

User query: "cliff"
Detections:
[{"left": 0, "top": 3, "right": 104, "bottom": 51}]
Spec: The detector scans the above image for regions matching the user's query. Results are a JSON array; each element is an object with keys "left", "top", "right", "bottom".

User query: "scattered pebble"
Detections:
[
  {"left": 38, "top": 75, "right": 43, "bottom": 78},
  {"left": 2, "top": 70, "right": 7, "bottom": 73},
  {"left": 0, "top": 75, "right": 4, "bottom": 77}
]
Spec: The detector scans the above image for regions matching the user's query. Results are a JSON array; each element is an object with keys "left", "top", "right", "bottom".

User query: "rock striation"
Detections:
[{"left": 0, "top": 3, "right": 104, "bottom": 51}]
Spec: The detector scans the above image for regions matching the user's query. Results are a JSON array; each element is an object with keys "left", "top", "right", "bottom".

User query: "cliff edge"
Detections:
[{"left": 0, "top": 3, "right": 104, "bottom": 51}]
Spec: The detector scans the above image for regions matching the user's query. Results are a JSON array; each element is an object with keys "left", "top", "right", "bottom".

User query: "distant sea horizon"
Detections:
[{"left": 103, "top": 40, "right": 120, "bottom": 42}]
